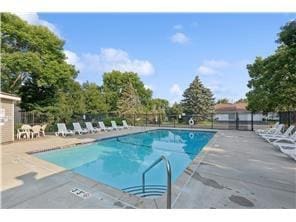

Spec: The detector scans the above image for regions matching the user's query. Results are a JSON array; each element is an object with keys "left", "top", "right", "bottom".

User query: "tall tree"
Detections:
[
  {"left": 1, "top": 13, "right": 78, "bottom": 114},
  {"left": 148, "top": 98, "right": 169, "bottom": 114},
  {"left": 82, "top": 82, "right": 109, "bottom": 114},
  {"left": 102, "top": 71, "right": 152, "bottom": 111},
  {"left": 117, "top": 81, "right": 143, "bottom": 115},
  {"left": 167, "top": 102, "right": 183, "bottom": 115},
  {"left": 246, "top": 20, "right": 296, "bottom": 112},
  {"left": 181, "top": 76, "right": 215, "bottom": 118}
]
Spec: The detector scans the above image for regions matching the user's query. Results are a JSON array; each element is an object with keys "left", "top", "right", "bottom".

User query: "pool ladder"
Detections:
[
  {"left": 122, "top": 156, "right": 172, "bottom": 208},
  {"left": 142, "top": 155, "right": 172, "bottom": 209}
]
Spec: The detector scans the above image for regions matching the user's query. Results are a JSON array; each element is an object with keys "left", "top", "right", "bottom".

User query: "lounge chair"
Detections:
[
  {"left": 122, "top": 120, "right": 132, "bottom": 129},
  {"left": 111, "top": 120, "right": 124, "bottom": 130},
  {"left": 73, "top": 122, "right": 88, "bottom": 135},
  {"left": 40, "top": 124, "right": 47, "bottom": 136},
  {"left": 56, "top": 123, "right": 74, "bottom": 137},
  {"left": 16, "top": 124, "right": 32, "bottom": 140},
  {"left": 259, "top": 124, "right": 284, "bottom": 137},
  {"left": 30, "top": 125, "right": 42, "bottom": 138},
  {"left": 272, "top": 132, "right": 296, "bottom": 148},
  {"left": 85, "top": 122, "right": 99, "bottom": 133},
  {"left": 263, "top": 125, "right": 295, "bottom": 143},
  {"left": 255, "top": 122, "right": 279, "bottom": 134},
  {"left": 98, "top": 121, "right": 112, "bottom": 131},
  {"left": 279, "top": 145, "right": 296, "bottom": 161}
]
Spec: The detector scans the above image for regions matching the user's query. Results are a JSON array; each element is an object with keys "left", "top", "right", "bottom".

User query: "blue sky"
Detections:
[{"left": 16, "top": 13, "right": 296, "bottom": 104}]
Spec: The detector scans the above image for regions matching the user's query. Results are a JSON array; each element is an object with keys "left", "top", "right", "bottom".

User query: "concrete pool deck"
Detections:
[{"left": 1, "top": 127, "right": 295, "bottom": 208}]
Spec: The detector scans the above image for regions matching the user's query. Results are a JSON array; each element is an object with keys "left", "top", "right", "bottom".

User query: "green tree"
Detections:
[
  {"left": 102, "top": 71, "right": 152, "bottom": 111},
  {"left": 181, "top": 76, "right": 215, "bottom": 118},
  {"left": 167, "top": 102, "right": 183, "bottom": 115},
  {"left": 1, "top": 13, "right": 78, "bottom": 114},
  {"left": 117, "top": 81, "right": 143, "bottom": 115},
  {"left": 82, "top": 82, "right": 109, "bottom": 114},
  {"left": 246, "top": 20, "right": 296, "bottom": 112},
  {"left": 235, "top": 98, "right": 247, "bottom": 103},
  {"left": 148, "top": 98, "right": 169, "bottom": 114},
  {"left": 216, "top": 98, "right": 230, "bottom": 104}
]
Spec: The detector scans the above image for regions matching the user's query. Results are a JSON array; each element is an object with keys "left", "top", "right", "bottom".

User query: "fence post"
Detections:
[
  {"left": 145, "top": 112, "right": 147, "bottom": 127},
  {"left": 288, "top": 111, "right": 291, "bottom": 127},
  {"left": 236, "top": 112, "right": 239, "bottom": 130},
  {"left": 211, "top": 113, "right": 214, "bottom": 129},
  {"left": 158, "top": 113, "right": 161, "bottom": 127},
  {"left": 173, "top": 116, "right": 176, "bottom": 128},
  {"left": 133, "top": 114, "right": 136, "bottom": 126},
  {"left": 251, "top": 112, "right": 254, "bottom": 131}
]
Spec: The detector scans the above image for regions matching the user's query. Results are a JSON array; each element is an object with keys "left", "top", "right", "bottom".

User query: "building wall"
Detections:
[
  {"left": 0, "top": 98, "right": 15, "bottom": 143},
  {"left": 214, "top": 113, "right": 263, "bottom": 121}
]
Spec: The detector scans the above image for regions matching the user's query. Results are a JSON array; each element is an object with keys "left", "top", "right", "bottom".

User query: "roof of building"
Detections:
[
  {"left": 0, "top": 92, "right": 21, "bottom": 101},
  {"left": 214, "top": 102, "right": 248, "bottom": 112}
]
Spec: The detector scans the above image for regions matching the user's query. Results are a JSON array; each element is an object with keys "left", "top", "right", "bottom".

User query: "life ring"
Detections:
[{"left": 188, "top": 118, "right": 194, "bottom": 126}]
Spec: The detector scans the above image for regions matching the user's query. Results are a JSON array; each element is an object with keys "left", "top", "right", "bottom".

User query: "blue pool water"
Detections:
[{"left": 34, "top": 129, "right": 214, "bottom": 190}]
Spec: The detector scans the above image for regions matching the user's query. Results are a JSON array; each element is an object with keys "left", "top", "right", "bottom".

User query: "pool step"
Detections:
[{"left": 122, "top": 185, "right": 167, "bottom": 198}]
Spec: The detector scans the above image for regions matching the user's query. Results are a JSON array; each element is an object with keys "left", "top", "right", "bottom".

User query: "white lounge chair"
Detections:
[
  {"left": 255, "top": 122, "right": 279, "bottom": 134},
  {"left": 98, "top": 121, "right": 112, "bottom": 131},
  {"left": 263, "top": 125, "right": 295, "bottom": 143},
  {"left": 272, "top": 132, "right": 296, "bottom": 148},
  {"left": 111, "top": 120, "right": 124, "bottom": 130},
  {"left": 56, "top": 123, "right": 74, "bottom": 137},
  {"left": 73, "top": 122, "right": 88, "bottom": 135},
  {"left": 279, "top": 145, "right": 296, "bottom": 161},
  {"left": 85, "top": 122, "right": 99, "bottom": 133},
  {"left": 259, "top": 124, "right": 284, "bottom": 137},
  {"left": 122, "top": 120, "right": 132, "bottom": 129}
]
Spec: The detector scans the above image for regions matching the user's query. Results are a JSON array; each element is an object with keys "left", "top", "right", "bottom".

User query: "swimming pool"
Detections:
[{"left": 34, "top": 129, "right": 214, "bottom": 195}]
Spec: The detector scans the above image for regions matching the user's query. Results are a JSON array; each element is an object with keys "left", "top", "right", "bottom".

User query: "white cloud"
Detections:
[
  {"left": 197, "top": 66, "right": 216, "bottom": 75},
  {"left": 144, "top": 84, "right": 154, "bottom": 90},
  {"left": 14, "top": 12, "right": 61, "bottom": 37},
  {"left": 64, "top": 48, "right": 155, "bottom": 76},
  {"left": 170, "top": 32, "right": 190, "bottom": 44},
  {"left": 203, "top": 60, "right": 230, "bottom": 69},
  {"left": 64, "top": 50, "right": 83, "bottom": 69},
  {"left": 173, "top": 24, "right": 183, "bottom": 30},
  {"left": 197, "top": 59, "right": 230, "bottom": 76},
  {"left": 170, "top": 83, "right": 182, "bottom": 96}
]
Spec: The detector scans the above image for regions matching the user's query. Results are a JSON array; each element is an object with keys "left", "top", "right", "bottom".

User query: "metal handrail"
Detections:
[{"left": 142, "top": 155, "right": 172, "bottom": 209}]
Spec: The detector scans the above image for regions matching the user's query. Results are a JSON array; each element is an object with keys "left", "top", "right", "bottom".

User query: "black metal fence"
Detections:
[{"left": 15, "top": 110, "right": 295, "bottom": 132}]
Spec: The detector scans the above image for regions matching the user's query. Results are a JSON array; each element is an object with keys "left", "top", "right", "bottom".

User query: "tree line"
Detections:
[{"left": 1, "top": 13, "right": 215, "bottom": 124}]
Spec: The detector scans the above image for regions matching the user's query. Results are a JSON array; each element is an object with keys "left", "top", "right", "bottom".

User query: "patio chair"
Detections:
[
  {"left": 31, "top": 125, "right": 42, "bottom": 138},
  {"left": 279, "top": 145, "right": 296, "bottom": 161},
  {"left": 122, "top": 120, "right": 132, "bottom": 129},
  {"left": 56, "top": 123, "right": 74, "bottom": 137},
  {"left": 111, "top": 120, "right": 124, "bottom": 130},
  {"left": 98, "top": 121, "right": 112, "bottom": 131},
  {"left": 259, "top": 124, "right": 284, "bottom": 137},
  {"left": 263, "top": 125, "right": 295, "bottom": 143},
  {"left": 272, "top": 132, "right": 296, "bottom": 148},
  {"left": 255, "top": 122, "right": 279, "bottom": 134},
  {"left": 85, "top": 122, "right": 99, "bottom": 133},
  {"left": 73, "top": 122, "right": 88, "bottom": 135},
  {"left": 16, "top": 124, "right": 32, "bottom": 140},
  {"left": 40, "top": 124, "right": 47, "bottom": 136}
]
